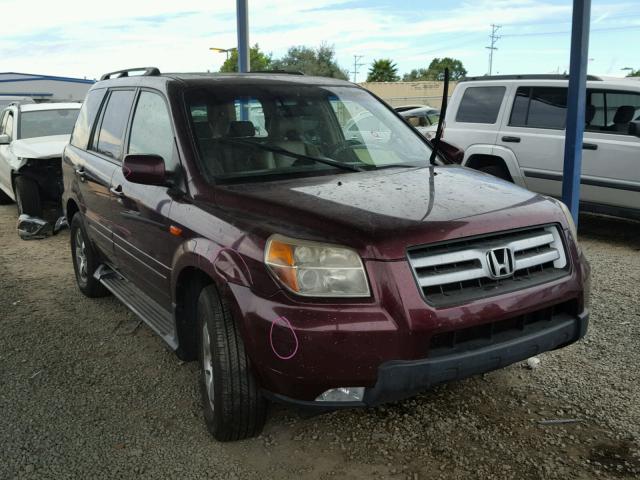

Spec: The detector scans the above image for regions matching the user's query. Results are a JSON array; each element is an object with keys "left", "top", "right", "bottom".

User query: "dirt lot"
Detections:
[{"left": 1, "top": 203, "right": 639, "bottom": 480}]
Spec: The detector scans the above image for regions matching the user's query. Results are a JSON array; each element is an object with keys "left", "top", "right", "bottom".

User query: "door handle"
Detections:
[
  {"left": 501, "top": 136, "right": 521, "bottom": 143},
  {"left": 75, "top": 168, "right": 86, "bottom": 181},
  {"left": 109, "top": 185, "right": 125, "bottom": 198},
  {"left": 582, "top": 143, "right": 598, "bottom": 150}
]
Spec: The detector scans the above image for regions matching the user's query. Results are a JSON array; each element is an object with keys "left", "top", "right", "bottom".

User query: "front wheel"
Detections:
[
  {"left": 70, "top": 214, "right": 109, "bottom": 298},
  {"left": 478, "top": 164, "right": 513, "bottom": 182},
  {"left": 15, "top": 176, "right": 42, "bottom": 217},
  {"left": 198, "top": 285, "right": 267, "bottom": 441}
]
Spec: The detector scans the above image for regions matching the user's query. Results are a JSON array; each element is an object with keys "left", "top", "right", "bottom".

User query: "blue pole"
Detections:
[
  {"left": 562, "top": 0, "right": 591, "bottom": 227},
  {"left": 236, "top": 0, "right": 249, "bottom": 73}
]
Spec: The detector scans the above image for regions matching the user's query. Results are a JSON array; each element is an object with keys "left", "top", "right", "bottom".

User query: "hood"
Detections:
[
  {"left": 214, "top": 165, "right": 567, "bottom": 260},
  {"left": 10, "top": 135, "right": 70, "bottom": 159}
]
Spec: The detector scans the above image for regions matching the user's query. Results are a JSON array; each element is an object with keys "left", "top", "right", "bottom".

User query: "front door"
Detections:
[
  {"left": 110, "top": 89, "right": 180, "bottom": 310},
  {"left": 0, "top": 110, "right": 16, "bottom": 198}
]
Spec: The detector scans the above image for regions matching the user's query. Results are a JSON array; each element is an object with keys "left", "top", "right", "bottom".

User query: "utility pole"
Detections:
[
  {"left": 486, "top": 24, "right": 501, "bottom": 76},
  {"left": 236, "top": 0, "right": 249, "bottom": 73},
  {"left": 352, "top": 55, "right": 365, "bottom": 83}
]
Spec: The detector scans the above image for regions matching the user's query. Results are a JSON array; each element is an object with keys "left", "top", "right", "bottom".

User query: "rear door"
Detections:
[
  {"left": 498, "top": 85, "right": 570, "bottom": 197},
  {"left": 110, "top": 89, "right": 178, "bottom": 310},
  {"left": 73, "top": 88, "right": 135, "bottom": 260}
]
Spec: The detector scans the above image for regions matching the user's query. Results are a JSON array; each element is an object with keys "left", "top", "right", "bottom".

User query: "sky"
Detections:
[{"left": 1, "top": 0, "right": 639, "bottom": 81}]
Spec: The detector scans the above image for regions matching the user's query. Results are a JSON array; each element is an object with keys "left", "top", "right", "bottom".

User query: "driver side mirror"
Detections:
[
  {"left": 122, "top": 154, "right": 167, "bottom": 186},
  {"left": 630, "top": 120, "right": 640, "bottom": 138},
  {"left": 0, "top": 134, "right": 10, "bottom": 145}
]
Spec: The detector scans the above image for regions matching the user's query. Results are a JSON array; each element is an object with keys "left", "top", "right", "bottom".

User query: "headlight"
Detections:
[{"left": 264, "top": 235, "right": 370, "bottom": 297}]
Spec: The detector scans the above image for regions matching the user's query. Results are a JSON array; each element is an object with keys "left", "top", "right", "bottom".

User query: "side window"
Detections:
[
  {"left": 4, "top": 112, "right": 15, "bottom": 139},
  {"left": 128, "top": 91, "right": 177, "bottom": 170},
  {"left": 93, "top": 90, "right": 135, "bottom": 160},
  {"left": 508, "top": 87, "right": 567, "bottom": 130},
  {"left": 455, "top": 86, "right": 505, "bottom": 124},
  {"left": 0, "top": 111, "right": 7, "bottom": 134},
  {"left": 586, "top": 91, "right": 605, "bottom": 130},
  {"left": 601, "top": 91, "right": 640, "bottom": 135},
  {"left": 234, "top": 98, "right": 267, "bottom": 137},
  {"left": 71, "top": 89, "right": 106, "bottom": 149}
]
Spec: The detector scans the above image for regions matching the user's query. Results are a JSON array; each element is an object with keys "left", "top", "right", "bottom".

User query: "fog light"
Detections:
[{"left": 315, "top": 387, "right": 365, "bottom": 402}]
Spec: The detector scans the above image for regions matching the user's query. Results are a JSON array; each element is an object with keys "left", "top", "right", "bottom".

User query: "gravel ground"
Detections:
[{"left": 0, "top": 203, "right": 639, "bottom": 480}]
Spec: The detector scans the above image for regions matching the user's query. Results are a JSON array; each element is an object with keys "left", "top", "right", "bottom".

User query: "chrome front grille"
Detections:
[{"left": 407, "top": 225, "right": 569, "bottom": 307}]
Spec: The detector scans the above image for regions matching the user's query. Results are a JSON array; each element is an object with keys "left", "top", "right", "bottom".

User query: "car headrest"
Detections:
[
  {"left": 585, "top": 104, "right": 596, "bottom": 124},
  {"left": 613, "top": 105, "right": 636, "bottom": 124},
  {"left": 227, "top": 121, "right": 255, "bottom": 138}
]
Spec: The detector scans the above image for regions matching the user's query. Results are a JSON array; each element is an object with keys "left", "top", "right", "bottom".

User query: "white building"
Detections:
[{"left": 0, "top": 72, "right": 94, "bottom": 103}]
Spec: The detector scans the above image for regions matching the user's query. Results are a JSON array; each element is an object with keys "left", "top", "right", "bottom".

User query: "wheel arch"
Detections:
[{"left": 462, "top": 145, "right": 525, "bottom": 187}]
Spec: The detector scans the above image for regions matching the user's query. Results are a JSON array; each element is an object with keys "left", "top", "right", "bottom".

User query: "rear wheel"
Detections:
[
  {"left": 70, "top": 214, "right": 109, "bottom": 298},
  {"left": 478, "top": 163, "right": 513, "bottom": 182},
  {"left": 197, "top": 285, "right": 267, "bottom": 441},
  {"left": 15, "top": 176, "right": 42, "bottom": 217}
]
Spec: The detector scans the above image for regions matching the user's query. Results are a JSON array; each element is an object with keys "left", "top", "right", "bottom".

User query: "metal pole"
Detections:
[
  {"left": 561, "top": 0, "right": 591, "bottom": 226},
  {"left": 236, "top": 0, "right": 249, "bottom": 73}
]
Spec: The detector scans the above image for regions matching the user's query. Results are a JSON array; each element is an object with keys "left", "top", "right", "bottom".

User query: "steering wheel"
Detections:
[{"left": 327, "top": 138, "right": 367, "bottom": 157}]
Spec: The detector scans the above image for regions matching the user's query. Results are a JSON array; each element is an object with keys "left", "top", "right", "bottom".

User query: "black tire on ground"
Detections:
[
  {"left": 478, "top": 164, "right": 513, "bottom": 182},
  {"left": 15, "top": 176, "right": 42, "bottom": 217},
  {"left": 197, "top": 285, "right": 267, "bottom": 441},
  {"left": 70, "top": 214, "right": 109, "bottom": 298},
  {"left": 0, "top": 186, "right": 13, "bottom": 205}
]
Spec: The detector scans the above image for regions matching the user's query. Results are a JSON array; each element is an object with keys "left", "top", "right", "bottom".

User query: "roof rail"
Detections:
[
  {"left": 460, "top": 74, "right": 602, "bottom": 82},
  {"left": 252, "top": 69, "right": 305, "bottom": 75},
  {"left": 100, "top": 67, "right": 161, "bottom": 81}
]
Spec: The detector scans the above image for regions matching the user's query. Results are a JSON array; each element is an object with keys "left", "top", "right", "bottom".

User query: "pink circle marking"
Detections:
[{"left": 269, "top": 316, "right": 299, "bottom": 360}]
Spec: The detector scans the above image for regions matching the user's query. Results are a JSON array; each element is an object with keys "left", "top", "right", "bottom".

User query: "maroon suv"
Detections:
[{"left": 62, "top": 68, "right": 590, "bottom": 441}]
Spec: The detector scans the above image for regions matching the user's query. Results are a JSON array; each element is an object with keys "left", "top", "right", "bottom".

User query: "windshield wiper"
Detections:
[{"left": 215, "top": 138, "right": 364, "bottom": 173}]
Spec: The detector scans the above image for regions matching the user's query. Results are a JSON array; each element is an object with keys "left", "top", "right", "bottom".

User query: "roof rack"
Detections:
[
  {"left": 460, "top": 74, "right": 602, "bottom": 82},
  {"left": 251, "top": 69, "right": 305, "bottom": 75},
  {"left": 100, "top": 67, "right": 161, "bottom": 81}
]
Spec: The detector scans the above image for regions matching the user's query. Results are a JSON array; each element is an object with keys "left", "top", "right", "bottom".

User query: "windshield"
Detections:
[
  {"left": 19, "top": 109, "right": 80, "bottom": 139},
  {"left": 185, "top": 84, "right": 433, "bottom": 182}
]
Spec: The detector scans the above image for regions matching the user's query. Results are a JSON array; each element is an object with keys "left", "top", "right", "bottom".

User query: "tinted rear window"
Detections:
[
  {"left": 71, "top": 89, "right": 106, "bottom": 149},
  {"left": 455, "top": 86, "right": 505, "bottom": 124},
  {"left": 509, "top": 87, "right": 567, "bottom": 129}
]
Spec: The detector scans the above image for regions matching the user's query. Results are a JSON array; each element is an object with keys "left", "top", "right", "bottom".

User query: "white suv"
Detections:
[{"left": 443, "top": 74, "right": 640, "bottom": 221}]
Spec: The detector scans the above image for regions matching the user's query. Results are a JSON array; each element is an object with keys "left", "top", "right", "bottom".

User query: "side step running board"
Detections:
[{"left": 94, "top": 265, "right": 178, "bottom": 349}]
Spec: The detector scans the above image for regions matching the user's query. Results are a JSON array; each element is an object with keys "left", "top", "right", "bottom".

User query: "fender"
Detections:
[
  {"left": 462, "top": 144, "right": 526, "bottom": 188},
  {"left": 170, "top": 237, "right": 256, "bottom": 304}
]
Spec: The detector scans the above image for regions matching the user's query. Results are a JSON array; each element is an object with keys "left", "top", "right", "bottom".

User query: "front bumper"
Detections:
[{"left": 265, "top": 311, "right": 588, "bottom": 409}]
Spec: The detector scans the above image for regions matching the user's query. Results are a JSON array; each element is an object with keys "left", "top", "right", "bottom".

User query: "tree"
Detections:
[
  {"left": 402, "top": 58, "right": 467, "bottom": 81},
  {"left": 271, "top": 44, "right": 349, "bottom": 79},
  {"left": 402, "top": 68, "right": 430, "bottom": 81},
  {"left": 366, "top": 59, "right": 399, "bottom": 82},
  {"left": 219, "top": 43, "right": 272, "bottom": 73},
  {"left": 626, "top": 69, "right": 640, "bottom": 77},
  {"left": 425, "top": 57, "right": 467, "bottom": 81}
]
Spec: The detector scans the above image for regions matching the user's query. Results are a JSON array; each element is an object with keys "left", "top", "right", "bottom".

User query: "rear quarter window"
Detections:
[
  {"left": 70, "top": 89, "right": 106, "bottom": 149},
  {"left": 455, "top": 86, "right": 505, "bottom": 124}
]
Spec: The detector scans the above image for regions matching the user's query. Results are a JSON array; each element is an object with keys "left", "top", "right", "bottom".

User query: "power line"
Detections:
[
  {"left": 486, "top": 24, "right": 501, "bottom": 75},
  {"left": 351, "top": 55, "right": 365, "bottom": 83},
  {"left": 502, "top": 24, "right": 640, "bottom": 38}
]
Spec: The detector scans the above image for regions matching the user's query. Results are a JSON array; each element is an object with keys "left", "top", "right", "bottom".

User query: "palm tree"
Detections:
[{"left": 366, "top": 59, "right": 399, "bottom": 82}]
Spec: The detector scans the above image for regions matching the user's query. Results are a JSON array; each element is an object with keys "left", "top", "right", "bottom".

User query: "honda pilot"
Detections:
[{"left": 62, "top": 67, "right": 590, "bottom": 441}]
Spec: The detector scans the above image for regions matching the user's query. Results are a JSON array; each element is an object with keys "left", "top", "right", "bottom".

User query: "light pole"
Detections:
[{"left": 210, "top": 47, "right": 236, "bottom": 60}]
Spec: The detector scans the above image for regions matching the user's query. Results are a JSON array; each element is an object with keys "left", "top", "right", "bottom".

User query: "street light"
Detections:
[{"left": 209, "top": 47, "right": 236, "bottom": 60}]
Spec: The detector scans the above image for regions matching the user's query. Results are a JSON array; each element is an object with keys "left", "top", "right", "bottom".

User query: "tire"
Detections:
[
  {"left": 197, "top": 285, "right": 267, "bottom": 441},
  {"left": 0, "top": 187, "right": 12, "bottom": 205},
  {"left": 70, "top": 214, "right": 109, "bottom": 298},
  {"left": 15, "top": 176, "right": 43, "bottom": 217},
  {"left": 478, "top": 164, "right": 513, "bottom": 182}
]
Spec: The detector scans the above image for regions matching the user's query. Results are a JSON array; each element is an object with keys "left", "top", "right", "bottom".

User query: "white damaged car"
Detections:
[{"left": 0, "top": 102, "right": 80, "bottom": 221}]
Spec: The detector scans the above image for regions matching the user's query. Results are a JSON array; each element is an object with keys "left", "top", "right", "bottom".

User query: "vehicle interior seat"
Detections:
[
  {"left": 267, "top": 117, "right": 321, "bottom": 168},
  {"left": 604, "top": 105, "right": 636, "bottom": 133},
  {"left": 585, "top": 104, "right": 596, "bottom": 127}
]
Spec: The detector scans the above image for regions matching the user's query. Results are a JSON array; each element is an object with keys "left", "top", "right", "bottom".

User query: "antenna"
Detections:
[
  {"left": 486, "top": 24, "right": 501, "bottom": 75},
  {"left": 351, "top": 55, "right": 365, "bottom": 83}
]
